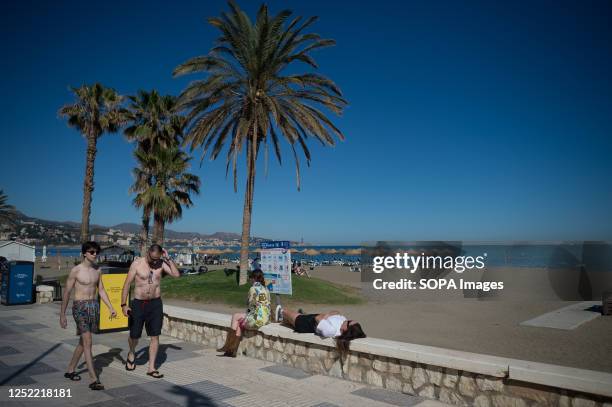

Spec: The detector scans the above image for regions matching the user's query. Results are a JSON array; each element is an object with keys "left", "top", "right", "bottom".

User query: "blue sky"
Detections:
[{"left": 1, "top": 0, "right": 611, "bottom": 244}]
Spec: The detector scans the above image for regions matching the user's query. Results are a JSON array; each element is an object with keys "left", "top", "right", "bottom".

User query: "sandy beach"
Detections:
[
  {"left": 166, "top": 265, "right": 612, "bottom": 373},
  {"left": 34, "top": 256, "right": 80, "bottom": 279}
]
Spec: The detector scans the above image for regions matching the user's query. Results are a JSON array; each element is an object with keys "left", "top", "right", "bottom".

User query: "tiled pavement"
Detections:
[{"left": 0, "top": 303, "right": 450, "bottom": 406}]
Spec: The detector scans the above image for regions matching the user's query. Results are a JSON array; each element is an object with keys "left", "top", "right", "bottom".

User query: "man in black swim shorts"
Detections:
[{"left": 120, "top": 244, "right": 180, "bottom": 378}]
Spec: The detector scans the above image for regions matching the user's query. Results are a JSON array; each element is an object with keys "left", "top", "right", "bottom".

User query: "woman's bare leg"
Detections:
[{"left": 231, "top": 312, "right": 245, "bottom": 337}]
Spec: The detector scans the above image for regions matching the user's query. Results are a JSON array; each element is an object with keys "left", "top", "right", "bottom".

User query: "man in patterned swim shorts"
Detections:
[{"left": 60, "top": 241, "right": 116, "bottom": 390}]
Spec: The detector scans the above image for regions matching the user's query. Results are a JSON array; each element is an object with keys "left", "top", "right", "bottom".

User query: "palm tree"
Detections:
[
  {"left": 124, "top": 90, "right": 184, "bottom": 151},
  {"left": 131, "top": 145, "right": 200, "bottom": 245},
  {"left": 125, "top": 90, "right": 185, "bottom": 253},
  {"left": 173, "top": 1, "right": 347, "bottom": 284},
  {"left": 59, "top": 83, "right": 126, "bottom": 242},
  {"left": 0, "top": 190, "right": 16, "bottom": 226}
]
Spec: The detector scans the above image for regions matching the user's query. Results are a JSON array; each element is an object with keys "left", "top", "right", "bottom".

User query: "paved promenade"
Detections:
[{"left": 0, "top": 302, "right": 449, "bottom": 407}]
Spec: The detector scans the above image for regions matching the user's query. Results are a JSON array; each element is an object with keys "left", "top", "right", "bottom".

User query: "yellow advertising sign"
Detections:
[{"left": 99, "top": 273, "right": 128, "bottom": 331}]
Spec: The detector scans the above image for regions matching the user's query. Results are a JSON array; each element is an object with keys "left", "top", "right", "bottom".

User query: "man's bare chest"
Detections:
[
  {"left": 76, "top": 270, "right": 99, "bottom": 286},
  {"left": 135, "top": 267, "right": 162, "bottom": 283}
]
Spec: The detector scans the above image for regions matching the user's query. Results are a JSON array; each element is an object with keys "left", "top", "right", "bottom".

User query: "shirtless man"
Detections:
[
  {"left": 120, "top": 244, "right": 180, "bottom": 378},
  {"left": 60, "top": 241, "right": 116, "bottom": 391}
]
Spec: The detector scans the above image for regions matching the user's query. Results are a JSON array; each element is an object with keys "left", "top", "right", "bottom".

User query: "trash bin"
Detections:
[{"left": 1, "top": 261, "right": 34, "bottom": 305}]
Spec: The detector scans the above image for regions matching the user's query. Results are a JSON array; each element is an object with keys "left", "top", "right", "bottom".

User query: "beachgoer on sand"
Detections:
[{"left": 218, "top": 269, "right": 271, "bottom": 357}]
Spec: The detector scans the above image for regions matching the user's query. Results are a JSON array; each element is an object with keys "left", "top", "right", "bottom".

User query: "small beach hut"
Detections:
[{"left": 0, "top": 241, "right": 35, "bottom": 262}]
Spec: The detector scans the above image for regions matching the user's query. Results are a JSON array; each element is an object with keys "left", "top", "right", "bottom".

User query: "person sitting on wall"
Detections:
[
  {"left": 275, "top": 307, "right": 366, "bottom": 356},
  {"left": 217, "top": 269, "right": 271, "bottom": 357}
]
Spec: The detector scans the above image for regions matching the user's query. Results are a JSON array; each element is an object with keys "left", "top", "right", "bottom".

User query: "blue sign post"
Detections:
[
  {"left": 260, "top": 241, "right": 292, "bottom": 296},
  {"left": 260, "top": 241, "right": 290, "bottom": 250}
]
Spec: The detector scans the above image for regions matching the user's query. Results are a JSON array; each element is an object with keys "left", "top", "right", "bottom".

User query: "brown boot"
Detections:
[
  {"left": 223, "top": 333, "right": 242, "bottom": 358},
  {"left": 217, "top": 329, "right": 236, "bottom": 353}
]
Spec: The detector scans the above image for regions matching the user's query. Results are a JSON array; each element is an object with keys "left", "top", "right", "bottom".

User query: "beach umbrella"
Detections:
[
  {"left": 303, "top": 249, "right": 320, "bottom": 256},
  {"left": 198, "top": 248, "right": 224, "bottom": 255}
]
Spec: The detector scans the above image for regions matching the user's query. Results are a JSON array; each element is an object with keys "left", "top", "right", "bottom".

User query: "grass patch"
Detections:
[{"left": 160, "top": 269, "right": 363, "bottom": 307}]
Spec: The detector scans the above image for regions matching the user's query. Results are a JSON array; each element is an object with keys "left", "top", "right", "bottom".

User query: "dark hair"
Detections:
[
  {"left": 336, "top": 322, "right": 366, "bottom": 357},
  {"left": 148, "top": 244, "right": 163, "bottom": 254},
  {"left": 81, "top": 241, "right": 101, "bottom": 254},
  {"left": 251, "top": 269, "right": 265, "bottom": 285}
]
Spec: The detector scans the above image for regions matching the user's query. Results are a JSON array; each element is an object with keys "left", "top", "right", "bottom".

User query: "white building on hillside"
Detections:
[
  {"left": 116, "top": 238, "right": 131, "bottom": 246},
  {"left": 0, "top": 241, "right": 35, "bottom": 262}
]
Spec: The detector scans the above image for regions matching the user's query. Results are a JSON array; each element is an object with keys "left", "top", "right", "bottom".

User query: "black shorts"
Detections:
[
  {"left": 129, "top": 298, "right": 163, "bottom": 338},
  {"left": 294, "top": 314, "right": 318, "bottom": 334}
]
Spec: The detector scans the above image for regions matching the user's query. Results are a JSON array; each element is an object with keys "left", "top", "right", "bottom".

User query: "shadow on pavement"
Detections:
[
  {"left": 168, "top": 384, "right": 216, "bottom": 407},
  {"left": 78, "top": 347, "right": 126, "bottom": 378},
  {"left": 0, "top": 343, "right": 61, "bottom": 385},
  {"left": 135, "top": 343, "right": 183, "bottom": 369}
]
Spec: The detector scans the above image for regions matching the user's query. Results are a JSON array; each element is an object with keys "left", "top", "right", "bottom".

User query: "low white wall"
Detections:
[{"left": 163, "top": 305, "right": 612, "bottom": 407}]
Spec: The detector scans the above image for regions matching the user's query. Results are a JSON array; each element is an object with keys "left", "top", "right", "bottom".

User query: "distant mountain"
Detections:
[
  {"left": 6, "top": 211, "right": 265, "bottom": 242},
  {"left": 14, "top": 211, "right": 106, "bottom": 230},
  {"left": 109, "top": 223, "right": 242, "bottom": 241}
]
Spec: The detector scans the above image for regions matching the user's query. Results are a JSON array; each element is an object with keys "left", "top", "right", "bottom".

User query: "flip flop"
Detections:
[
  {"left": 89, "top": 380, "right": 105, "bottom": 391},
  {"left": 64, "top": 372, "right": 81, "bottom": 381},
  {"left": 125, "top": 352, "right": 136, "bottom": 371},
  {"left": 146, "top": 370, "right": 164, "bottom": 379}
]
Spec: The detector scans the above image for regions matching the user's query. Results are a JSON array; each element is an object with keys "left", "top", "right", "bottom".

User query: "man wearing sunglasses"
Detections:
[
  {"left": 60, "top": 241, "right": 117, "bottom": 391},
  {"left": 120, "top": 244, "right": 180, "bottom": 378}
]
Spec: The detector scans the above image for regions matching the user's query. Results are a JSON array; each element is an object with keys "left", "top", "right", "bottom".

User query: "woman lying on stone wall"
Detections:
[
  {"left": 217, "top": 269, "right": 271, "bottom": 357},
  {"left": 275, "top": 306, "right": 366, "bottom": 356}
]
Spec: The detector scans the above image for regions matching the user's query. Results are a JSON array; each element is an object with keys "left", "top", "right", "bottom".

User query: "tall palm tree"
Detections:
[
  {"left": 59, "top": 83, "right": 126, "bottom": 242},
  {"left": 125, "top": 90, "right": 185, "bottom": 253},
  {"left": 131, "top": 145, "right": 200, "bottom": 245},
  {"left": 174, "top": 1, "right": 347, "bottom": 284},
  {"left": 124, "top": 90, "right": 184, "bottom": 151},
  {"left": 0, "top": 190, "right": 16, "bottom": 226}
]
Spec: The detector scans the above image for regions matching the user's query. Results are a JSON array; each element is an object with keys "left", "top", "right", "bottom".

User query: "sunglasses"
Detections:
[{"left": 86, "top": 250, "right": 98, "bottom": 255}]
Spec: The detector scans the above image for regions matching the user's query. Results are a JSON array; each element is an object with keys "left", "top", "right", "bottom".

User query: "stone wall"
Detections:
[
  {"left": 36, "top": 285, "right": 54, "bottom": 304},
  {"left": 162, "top": 312, "right": 612, "bottom": 407}
]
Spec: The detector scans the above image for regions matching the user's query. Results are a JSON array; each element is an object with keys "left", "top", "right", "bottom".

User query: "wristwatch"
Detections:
[{"left": 121, "top": 303, "right": 127, "bottom": 307}]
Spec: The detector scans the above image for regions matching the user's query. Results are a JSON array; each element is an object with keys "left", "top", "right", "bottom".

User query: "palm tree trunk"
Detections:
[
  {"left": 140, "top": 208, "right": 150, "bottom": 255},
  {"left": 239, "top": 132, "right": 257, "bottom": 285},
  {"left": 159, "top": 221, "right": 165, "bottom": 246},
  {"left": 80, "top": 134, "right": 97, "bottom": 242},
  {"left": 152, "top": 213, "right": 162, "bottom": 245},
  {"left": 152, "top": 213, "right": 158, "bottom": 244}
]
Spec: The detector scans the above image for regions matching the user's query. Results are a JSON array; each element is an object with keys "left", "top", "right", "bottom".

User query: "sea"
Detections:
[{"left": 34, "top": 242, "right": 611, "bottom": 268}]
